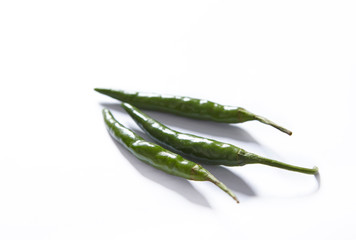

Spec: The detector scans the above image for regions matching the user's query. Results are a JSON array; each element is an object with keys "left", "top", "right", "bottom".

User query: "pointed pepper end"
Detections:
[{"left": 94, "top": 88, "right": 104, "bottom": 93}]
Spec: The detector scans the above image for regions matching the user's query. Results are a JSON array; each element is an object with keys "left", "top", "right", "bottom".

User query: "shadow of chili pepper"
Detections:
[
  {"left": 314, "top": 172, "right": 321, "bottom": 191},
  {"left": 109, "top": 135, "right": 212, "bottom": 208},
  {"left": 100, "top": 102, "right": 260, "bottom": 145},
  {"left": 202, "top": 165, "right": 257, "bottom": 197}
]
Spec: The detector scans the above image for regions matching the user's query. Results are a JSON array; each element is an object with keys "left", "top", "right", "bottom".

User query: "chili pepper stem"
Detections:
[
  {"left": 254, "top": 114, "right": 293, "bottom": 136},
  {"left": 206, "top": 173, "right": 240, "bottom": 204},
  {"left": 243, "top": 152, "right": 318, "bottom": 175},
  {"left": 239, "top": 108, "right": 292, "bottom": 136}
]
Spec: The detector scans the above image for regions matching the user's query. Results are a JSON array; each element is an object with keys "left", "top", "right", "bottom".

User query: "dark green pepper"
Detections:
[
  {"left": 94, "top": 88, "right": 292, "bottom": 135},
  {"left": 122, "top": 103, "right": 318, "bottom": 175},
  {"left": 102, "top": 108, "right": 239, "bottom": 203}
]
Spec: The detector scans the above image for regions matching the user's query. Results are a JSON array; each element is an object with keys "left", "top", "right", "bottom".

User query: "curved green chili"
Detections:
[
  {"left": 121, "top": 103, "right": 318, "bottom": 175},
  {"left": 94, "top": 88, "right": 292, "bottom": 135},
  {"left": 102, "top": 108, "right": 239, "bottom": 203}
]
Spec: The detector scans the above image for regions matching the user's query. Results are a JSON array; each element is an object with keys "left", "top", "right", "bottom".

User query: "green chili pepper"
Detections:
[
  {"left": 95, "top": 88, "right": 292, "bottom": 135},
  {"left": 102, "top": 108, "right": 239, "bottom": 203},
  {"left": 121, "top": 103, "right": 318, "bottom": 175}
]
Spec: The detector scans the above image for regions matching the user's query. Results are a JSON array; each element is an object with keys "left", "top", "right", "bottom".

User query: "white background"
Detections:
[{"left": 1, "top": 1, "right": 355, "bottom": 239}]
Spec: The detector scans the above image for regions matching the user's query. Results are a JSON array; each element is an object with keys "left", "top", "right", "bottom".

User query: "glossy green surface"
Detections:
[
  {"left": 102, "top": 108, "right": 239, "bottom": 203},
  {"left": 95, "top": 88, "right": 292, "bottom": 135},
  {"left": 122, "top": 103, "right": 318, "bottom": 175}
]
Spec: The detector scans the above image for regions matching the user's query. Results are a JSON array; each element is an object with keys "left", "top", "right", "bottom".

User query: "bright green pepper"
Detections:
[
  {"left": 102, "top": 108, "right": 239, "bottom": 203},
  {"left": 94, "top": 88, "right": 292, "bottom": 135},
  {"left": 121, "top": 103, "right": 318, "bottom": 175}
]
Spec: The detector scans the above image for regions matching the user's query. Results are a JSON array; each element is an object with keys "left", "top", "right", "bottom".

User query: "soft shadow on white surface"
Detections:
[
  {"left": 100, "top": 102, "right": 259, "bottom": 144},
  {"left": 109, "top": 135, "right": 211, "bottom": 208},
  {"left": 314, "top": 172, "right": 321, "bottom": 191},
  {"left": 202, "top": 165, "right": 257, "bottom": 197},
  {"left": 100, "top": 103, "right": 124, "bottom": 113}
]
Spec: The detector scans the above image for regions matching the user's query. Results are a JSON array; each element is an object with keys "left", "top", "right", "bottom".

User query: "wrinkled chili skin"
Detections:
[
  {"left": 97, "top": 89, "right": 255, "bottom": 123},
  {"left": 120, "top": 103, "right": 247, "bottom": 166},
  {"left": 120, "top": 103, "right": 243, "bottom": 166},
  {"left": 122, "top": 103, "right": 318, "bottom": 175}
]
